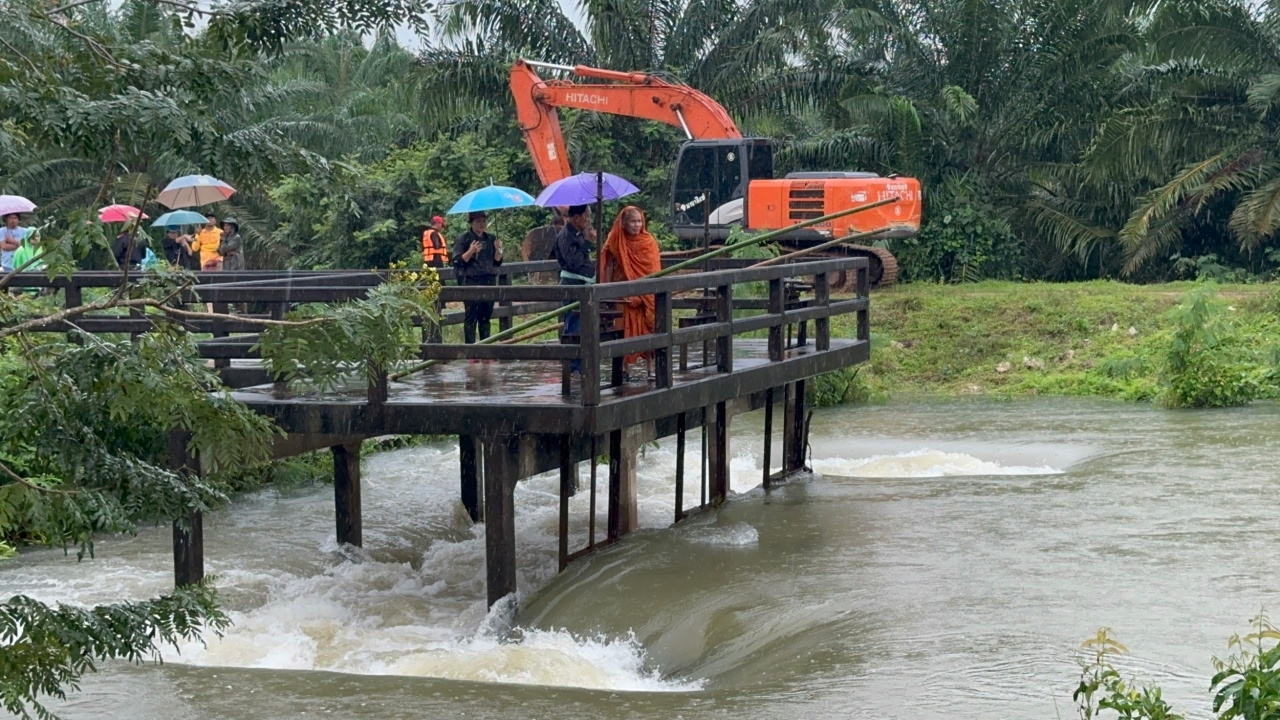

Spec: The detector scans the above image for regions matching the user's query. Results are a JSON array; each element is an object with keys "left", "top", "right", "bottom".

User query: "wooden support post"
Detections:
[
  {"left": 332, "top": 442, "right": 362, "bottom": 547},
  {"left": 168, "top": 430, "right": 203, "bottom": 586},
  {"left": 607, "top": 428, "right": 622, "bottom": 540},
  {"left": 783, "top": 382, "right": 796, "bottom": 473},
  {"left": 716, "top": 284, "right": 733, "bottom": 372},
  {"left": 588, "top": 435, "right": 597, "bottom": 548},
  {"left": 580, "top": 296, "right": 600, "bottom": 406},
  {"left": 655, "top": 292, "right": 673, "bottom": 388},
  {"left": 768, "top": 278, "right": 784, "bottom": 361},
  {"left": 783, "top": 380, "right": 808, "bottom": 473},
  {"left": 558, "top": 435, "right": 571, "bottom": 572},
  {"left": 709, "top": 401, "right": 730, "bottom": 504},
  {"left": 857, "top": 265, "right": 870, "bottom": 341},
  {"left": 459, "top": 435, "right": 482, "bottom": 522},
  {"left": 614, "top": 423, "right": 650, "bottom": 536},
  {"left": 483, "top": 435, "right": 517, "bottom": 607},
  {"left": 763, "top": 387, "right": 774, "bottom": 489},
  {"left": 675, "top": 412, "right": 686, "bottom": 522},
  {"left": 65, "top": 284, "right": 83, "bottom": 345},
  {"left": 272, "top": 302, "right": 290, "bottom": 396},
  {"left": 815, "top": 272, "right": 831, "bottom": 351},
  {"left": 211, "top": 301, "right": 230, "bottom": 369},
  {"left": 497, "top": 273, "right": 513, "bottom": 333}
]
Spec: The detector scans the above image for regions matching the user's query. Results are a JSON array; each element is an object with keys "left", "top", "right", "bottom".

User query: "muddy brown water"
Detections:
[{"left": 3, "top": 398, "right": 1278, "bottom": 719}]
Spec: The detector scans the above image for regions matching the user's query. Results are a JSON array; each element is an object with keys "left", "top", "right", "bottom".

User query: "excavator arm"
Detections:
[{"left": 510, "top": 59, "right": 743, "bottom": 186}]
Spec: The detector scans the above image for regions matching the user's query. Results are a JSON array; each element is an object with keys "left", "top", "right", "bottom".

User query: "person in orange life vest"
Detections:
[{"left": 422, "top": 215, "right": 449, "bottom": 269}]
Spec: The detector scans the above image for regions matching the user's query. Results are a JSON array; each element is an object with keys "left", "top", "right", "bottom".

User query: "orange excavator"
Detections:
[{"left": 509, "top": 59, "right": 923, "bottom": 287}]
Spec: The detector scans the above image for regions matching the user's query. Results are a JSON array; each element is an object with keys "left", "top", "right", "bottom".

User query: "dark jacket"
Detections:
[
  {"left": 161, "top": 235, "right": 187, "bottom": 265},
  {"left": 451, "top": 230, "right": 502, "bottom": 280},
  {"left": 112, "top": 232, "right": 146, "bottom": 268},
  {"left": 552, "top": 224, "right": 595, "bottom": 284},
  {"left": 218, "top": 231, "right": 244, "bottom": 271}
]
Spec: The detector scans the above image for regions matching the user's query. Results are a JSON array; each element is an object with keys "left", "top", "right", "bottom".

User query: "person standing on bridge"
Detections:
[
  {"left": 522, "top": 206, "right": 565, "bottom": 284},
  {"left": 422, "top": 215, "right": 450, "bottom": 270},
  {"left": 218, "top": 217, "right": 245, "bottom": 272},
  {"left": 452, "top": 211, "right": 503, "bottom": 344},
  {"left": 552, "top": 205, "right": 596, "bottom": 373},
  {"left": 600, "top": 206, "right": 661, "bottom": 379}
]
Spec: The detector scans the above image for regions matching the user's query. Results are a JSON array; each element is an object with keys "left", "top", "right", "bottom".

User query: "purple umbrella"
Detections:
[{"left": 534, "top": 172, "right": 640, "bottom": 207}]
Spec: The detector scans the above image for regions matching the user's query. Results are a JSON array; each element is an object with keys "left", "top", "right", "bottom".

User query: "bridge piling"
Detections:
[
  {"left": 459, "top": 435, "right": 482, "bottom": 522},
  {"left": 168, "top": 429, "right": 204, "bottom": 586},
  {"left": 483, "top": 435, "right": 518, "bottom": 606},
  {"left": 332, "top": 442, "right": 362, "bottom": 547}
]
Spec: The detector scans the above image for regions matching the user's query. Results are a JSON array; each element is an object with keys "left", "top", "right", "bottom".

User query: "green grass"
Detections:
[{"left": 829, "top": 280, "right": 1280, "bottom": 401}]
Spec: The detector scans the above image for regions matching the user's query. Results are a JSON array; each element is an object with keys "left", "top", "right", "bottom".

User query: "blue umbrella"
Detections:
[
  {"left": 447, "top": 184, "right": 538, "bottom": 214},
  {"left": 151, "top": 210, "right": 208, "bottom": 227},
  {"left": 535, "top": 172, "right": 639, "bottom": 207}
]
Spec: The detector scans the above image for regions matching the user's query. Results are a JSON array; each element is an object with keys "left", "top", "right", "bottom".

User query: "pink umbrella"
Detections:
[
  {"left": 98, "top": 204, "right": 148, "bottom": 223},
  {"left": 0, "top": 195, "right": 36, "bottom": 217}
]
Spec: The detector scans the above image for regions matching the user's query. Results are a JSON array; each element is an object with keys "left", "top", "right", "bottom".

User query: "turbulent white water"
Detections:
[
  {"left": 0, "top": 426, "right": 1064, "bottom": 693},
  {"left": 811, "top": 448, "right": 1063, "bottom": 478}
]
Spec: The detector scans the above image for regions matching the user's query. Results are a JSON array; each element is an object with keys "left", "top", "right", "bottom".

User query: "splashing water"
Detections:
[{"left": 812, "top": 448, "right": 1062, "bottom": 478}]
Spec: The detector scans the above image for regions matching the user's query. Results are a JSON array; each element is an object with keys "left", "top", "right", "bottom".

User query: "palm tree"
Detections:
[{"left": 1083, "top": 0, "right": 1280, "bottom": 275}]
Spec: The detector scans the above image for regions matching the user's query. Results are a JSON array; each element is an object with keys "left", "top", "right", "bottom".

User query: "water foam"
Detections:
[
  {"left": 812, "top": 448, "right": 1062, "bottom": 478},
  {"left": 152, "top": 441, "right": 728, "bottom": 691}
]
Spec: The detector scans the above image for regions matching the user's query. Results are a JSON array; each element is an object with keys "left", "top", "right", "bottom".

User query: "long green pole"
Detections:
[{"left": 389, "top": 197, "right": 899, "bottom": 381}]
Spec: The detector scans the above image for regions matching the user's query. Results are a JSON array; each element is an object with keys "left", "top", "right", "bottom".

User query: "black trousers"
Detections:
[{"left": 461, "top": 275, "right": 496, "bottom": 344}]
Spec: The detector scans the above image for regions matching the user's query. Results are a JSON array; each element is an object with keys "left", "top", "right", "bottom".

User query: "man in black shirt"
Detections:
[
  {"left": 552, "top": 205, "right": 596, "bottom": 371},
  {"left": 451, "top": 211, "right": 504, "bottom": 344}
]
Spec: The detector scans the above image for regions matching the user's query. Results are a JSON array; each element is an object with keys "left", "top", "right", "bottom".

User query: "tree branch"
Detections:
[{"left": 0, "top": 458, "right": 81, "bottom": 496}]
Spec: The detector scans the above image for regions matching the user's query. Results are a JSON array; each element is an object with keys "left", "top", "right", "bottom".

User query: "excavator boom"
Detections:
[{"left": 510, "top": 59, "right": 742, "bottom": 186}]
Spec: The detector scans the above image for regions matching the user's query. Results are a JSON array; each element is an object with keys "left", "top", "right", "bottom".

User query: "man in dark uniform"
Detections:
[
  {"left": 551, "top": 205, "right": 596, "bottom": 371},
  {"left": 451, "top": 211, "right": 503, "bottom": 344}
]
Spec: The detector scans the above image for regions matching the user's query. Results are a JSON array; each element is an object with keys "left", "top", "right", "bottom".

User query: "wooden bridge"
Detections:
[{"left": 8, "top": 255, "right": 871, "bottom": 607}]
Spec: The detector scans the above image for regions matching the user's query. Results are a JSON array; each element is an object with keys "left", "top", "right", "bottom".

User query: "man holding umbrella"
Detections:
[
  {"left": 552, "top": 205, "right": 597, "bottom": 372},
  {"left": 451, "top": 211, "right": 503, "bottom": 344}
]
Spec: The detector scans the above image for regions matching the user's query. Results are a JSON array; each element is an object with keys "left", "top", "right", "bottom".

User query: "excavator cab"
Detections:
[{"left": 672, "top": 138, "right": 773, "bottom": 241}]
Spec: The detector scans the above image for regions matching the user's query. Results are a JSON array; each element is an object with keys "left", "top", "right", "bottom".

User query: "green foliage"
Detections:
[
  {"left": 1074, "top": 616, "right": 1280, "bottom": 720},
  {"left": 269, "top": 135, "right": 548, "bottom": 269},
  {"left": 1074, "top": 628, "right": 1186, "bottom": 720},
  {"left": 0, "top": 581, "right": 229, "bottom": 720},
  {"left": 1212, "top": 613, "right": 1280, "bottom": 720},
  {"left": 828, "top": 280, "right": 1280, "bottom": 403},
  {"left": 896, "top": 200, "right": 1022, "bottom": 283},
  {"left": 808, "top": 367, "right": 876, "bottom": 407},
  {"left": 257, "top": 277, "right": 440, "bottom": 390},
  {"left": 1160, "top": 285, "right": 1274, "bottom": 408}
]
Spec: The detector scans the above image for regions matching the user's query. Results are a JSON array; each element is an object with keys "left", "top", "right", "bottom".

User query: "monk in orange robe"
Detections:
[{"left": 599, "top": 206, "right": 662, "bottom": 370}]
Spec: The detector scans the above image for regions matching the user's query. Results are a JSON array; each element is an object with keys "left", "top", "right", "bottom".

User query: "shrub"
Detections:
[{"left": 1160, "top": 285, "right": 1269, "bottom": 408}]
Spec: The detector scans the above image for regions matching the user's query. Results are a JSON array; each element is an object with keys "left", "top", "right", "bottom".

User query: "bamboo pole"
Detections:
[
  {"left": 389, "top": 197, "right": 899, "bottom": 381},
  {"left": 750, "top": 226, "right": 892, "bottom": 267}
]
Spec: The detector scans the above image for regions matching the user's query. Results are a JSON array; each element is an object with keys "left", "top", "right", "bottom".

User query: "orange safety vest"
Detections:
[{"left": 422, "top": 228, "right": 449, "bottom": 267}]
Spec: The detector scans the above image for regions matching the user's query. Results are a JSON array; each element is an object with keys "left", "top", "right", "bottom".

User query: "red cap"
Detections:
[{"left": 432, "top": 215, "right": 445, "bottom": 225}]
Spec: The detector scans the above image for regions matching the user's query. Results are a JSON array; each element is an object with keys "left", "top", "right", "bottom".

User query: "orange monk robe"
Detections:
[{"left": 599, "top": 206, "right": 662, "bottom": 364}]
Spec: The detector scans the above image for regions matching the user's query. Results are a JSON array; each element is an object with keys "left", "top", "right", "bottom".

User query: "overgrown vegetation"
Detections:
[
  {"left": 1074, "top": 615, "right": 1280, "bottom": 720},
  {"left": 835, "top": 282, "right": 1280, "bottom": 405}
]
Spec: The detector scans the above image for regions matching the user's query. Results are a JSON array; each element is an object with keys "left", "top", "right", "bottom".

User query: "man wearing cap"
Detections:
[
  {"left": 160, "top": 225, "right": 193, "bottom": 265},
  {"left": 451, "top": 211, "right": 503, "bottom": 344},
  {"left": 191, "top": 213, "right": 223, "bottom": 271},
  {"left": 422, "top": 216, "right": 449, "bottom": 269},
  {"left": 218, "top": 217, "right": 244, "bottom": 272}
]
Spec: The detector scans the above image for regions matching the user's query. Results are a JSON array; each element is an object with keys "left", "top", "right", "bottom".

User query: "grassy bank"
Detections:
[{"left": 827, "top": 280, "right": 1280, "bottom": 402}]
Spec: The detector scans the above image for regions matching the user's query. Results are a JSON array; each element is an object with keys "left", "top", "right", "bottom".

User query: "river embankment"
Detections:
[{"left": 829, "top": 280, "right": 1280, "bottom": 403}]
